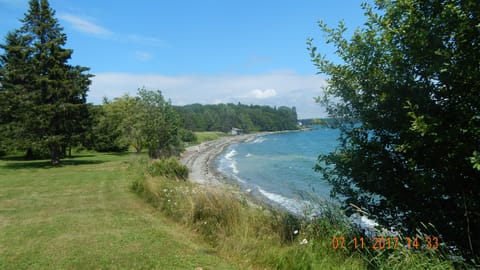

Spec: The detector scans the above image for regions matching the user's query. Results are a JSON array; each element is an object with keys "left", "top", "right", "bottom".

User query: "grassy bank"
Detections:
[
  {"left": 131, "top": 157, "right": 460, "bottom": 269},
  {"left": 194, "top": 132, "right": 230, "bottom": 144},
  {"left": 130, "top": 157, "right": 366, "bottom": 269},
  {"left": 0, "top": 151, "right": 462, "bottom": 269},
  {"left": 0, "top": 152, "right": 240, "bottom": 269}
]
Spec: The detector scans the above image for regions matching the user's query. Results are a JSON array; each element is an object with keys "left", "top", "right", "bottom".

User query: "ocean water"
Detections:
[{"left": 216, "top": 126, "right": 341, "bottom": 215}]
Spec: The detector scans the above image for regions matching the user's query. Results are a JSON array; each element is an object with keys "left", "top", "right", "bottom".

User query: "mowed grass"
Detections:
[
  {"left": 193, "top": 132, "right": 229, "bottom": 144},
  {"left": 0, "top": 152, "right": 240, "bottom": 269}
]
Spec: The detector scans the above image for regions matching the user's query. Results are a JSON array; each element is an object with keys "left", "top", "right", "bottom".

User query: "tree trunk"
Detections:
[
  {"left": 60, "top": 144, "right": 66, "bottom": 159},
  {"left": 25, "top": 148, "right": 34, "bottom": 160},
  {"left": 50, "top": 143, "right": 60, "bottom": 165}
]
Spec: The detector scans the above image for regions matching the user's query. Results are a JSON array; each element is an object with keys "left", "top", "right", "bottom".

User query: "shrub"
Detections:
[
  {"left": 146, "top": 157, "right": 188, "bottom": 180},
  {"left": 180, "top": 129, "right": 197, "bottom": 143}
]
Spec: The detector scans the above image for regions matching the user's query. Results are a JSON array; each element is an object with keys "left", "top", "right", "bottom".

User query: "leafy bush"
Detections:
[
  {"left": 180, "top": 129, "right": 197, "bottom": 143},
  {"left": 146, "top": 157, "right": 188, "bottom": 180}
]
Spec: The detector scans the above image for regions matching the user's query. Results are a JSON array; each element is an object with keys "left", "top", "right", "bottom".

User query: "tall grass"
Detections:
[{"left": 130, "top": 157, "right": 463, "bottom": 269}]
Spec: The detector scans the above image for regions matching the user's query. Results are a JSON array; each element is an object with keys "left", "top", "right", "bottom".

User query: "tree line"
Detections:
[
  {"left": 84, "top": 90, "right": 184, "bottom": 159},
  {"left": 175, "top": 103, "right": 298, "bottom": 133},
  {"left": 0, "top": 0, "right": 299, "bottom": 163}
]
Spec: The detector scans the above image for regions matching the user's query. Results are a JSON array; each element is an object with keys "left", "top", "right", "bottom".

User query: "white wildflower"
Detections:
[
  {"left": 293, "top": 230, "right": 299, "bottom": 235},
  {"left": 300, "top": 238, "right": 308, "bottom": 245}
]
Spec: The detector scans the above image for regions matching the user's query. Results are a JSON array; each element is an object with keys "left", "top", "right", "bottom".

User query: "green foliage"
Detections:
[
  {"left": 87, "top": 97, "right": 137, "bottom": 152},
  {"left": 175, "top": 103, "right": 299, "bottom": 132},
  {"left": 86, "top": 89, "right": 183, "bottom": 157},
  {"left": 137, "top": 88, "right": 182, "bottom": 158},
  {"left": 107, "top": 94, "right": 144, "bottom": 152},
  {"left": 309, "top": 0, "right": 480, "bottom": 258},
  {"left": 146, "top": 157, "right": 189, "bottom": 180},
  {"left": 179, "top": 129, "right": 197, "bottom": 143},
  {"left": 0, "top": 0, "right": 92, "bottom": 163}
]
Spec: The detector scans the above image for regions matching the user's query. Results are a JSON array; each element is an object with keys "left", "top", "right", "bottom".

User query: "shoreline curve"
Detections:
[{"left": 179, "top": 133, "right": 260, "bottom": 186}]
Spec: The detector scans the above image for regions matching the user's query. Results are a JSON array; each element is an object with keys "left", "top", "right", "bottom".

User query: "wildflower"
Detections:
[
  {"left": 163, "top": 189, "right": 167, "bottom": 193},
  {"left": 300, "top": 238, "right": 308, "bottom": 245},
  {"left": 293, "top": 230, "right": 299, "bottom": 235},
  {"left": 167, "top": 199, "right": 171, "bottom": 203}
]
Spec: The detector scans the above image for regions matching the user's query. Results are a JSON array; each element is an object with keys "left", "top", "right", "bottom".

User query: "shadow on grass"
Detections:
[
  {"left": 1, "top": 159, "right": 106, "bottom": 170},
  {"left": 0, "top": 154, "right": 96, "bottom": 161},
  {"left": 0, "top": 151, "right": 135, "bottom": 170},
  {"left": 105, "top": 152, "right": 132, "bottom": 156}
]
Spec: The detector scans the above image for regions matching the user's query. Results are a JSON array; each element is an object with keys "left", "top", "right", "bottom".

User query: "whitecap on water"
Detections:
[
  {"left": 257, "top": 187, "right": 307, "bottom": 215},
  {"left": 225, "top": 149, "right": 237, "bottom": 160},
  {"left": 250, "top": 137, "right": 266, "bottom": 144},
  {"left": 229, "top": 161, "right": 239, "bottom": 174}
]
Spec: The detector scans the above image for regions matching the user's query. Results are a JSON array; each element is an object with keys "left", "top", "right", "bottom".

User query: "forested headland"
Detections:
[
  {"left": 82, "top": 96, "right": 299, "bottom": 156},
  {"left": 175, "top": 103, "right": 298, "bottom": 133}
]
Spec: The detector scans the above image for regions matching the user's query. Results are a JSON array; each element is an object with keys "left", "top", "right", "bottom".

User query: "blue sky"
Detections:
[{"left": 0, "top": 0, "right": 370, "bottom": 118}]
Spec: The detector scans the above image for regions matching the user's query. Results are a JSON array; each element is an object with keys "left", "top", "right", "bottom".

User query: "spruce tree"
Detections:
[{"left": 0, "top": 0, "right": 92, "bottom": 164}]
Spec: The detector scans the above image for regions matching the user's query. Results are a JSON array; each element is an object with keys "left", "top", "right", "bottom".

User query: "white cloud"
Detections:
[
  {"left": 134, "top": 51, "right": 153, "bottom": 61},
  {"left": 59, "top": 14, "right": 167, "bottom": 47},
  {"left": 127, "top": 34, "right": 168, "bottom": 47},
  {"left": 247, "top": 89, "right": 277, "bottom": 99},
  {"left": 89, "top": 70, "right": 328, "bottom": 118},
  {"left": 59, "top": 14, "right": 112, "bottom": 36}
]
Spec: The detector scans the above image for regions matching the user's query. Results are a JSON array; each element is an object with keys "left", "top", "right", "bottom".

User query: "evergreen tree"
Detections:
[
  {"left": 0, "top": 31, "right": 34, "bottom": 156},
  {"left": 0, "top": 0, "right": 92, "bottom": 164}
]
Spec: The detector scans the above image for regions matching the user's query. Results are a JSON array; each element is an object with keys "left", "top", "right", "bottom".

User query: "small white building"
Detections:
[{"left": 230, "top": 127, "right": 243, "bottom": 135}]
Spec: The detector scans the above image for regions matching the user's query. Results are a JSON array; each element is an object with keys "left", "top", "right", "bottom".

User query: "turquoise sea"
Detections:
[{"left": 216, "top": 126, "right": 341, "bottom": 214}]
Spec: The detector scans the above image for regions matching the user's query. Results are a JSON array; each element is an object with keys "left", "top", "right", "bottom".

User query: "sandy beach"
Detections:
[{"left": 180, "top": 134, "right": 259, "bottom": 185}]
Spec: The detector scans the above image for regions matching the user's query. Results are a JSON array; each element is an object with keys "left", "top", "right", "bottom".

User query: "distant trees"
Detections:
[
  {"left": 309, "top": 0, "right": 480, "bottom": 257},
  {"left": 0, "top": 0, "right": 92, "bottom": 164},
  {"left": 89, "top": 88, "right": 183, "bottom": 159},
  {"left": 175, "top": 103, "right": 298, "bottom": 132}
]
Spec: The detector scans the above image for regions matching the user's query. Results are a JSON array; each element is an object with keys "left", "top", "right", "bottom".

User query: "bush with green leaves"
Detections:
[
  {"left": 309, "top": 0, "right": 480, "bottom": 258},
  {"left": 146, "top": 157, "right": 188, "bottom": 180}
]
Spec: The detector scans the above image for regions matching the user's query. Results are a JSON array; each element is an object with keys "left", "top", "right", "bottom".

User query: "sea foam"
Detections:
[
  {"left": 225, "top": 149, "right": 237, "bottom": 160},
  {"left": 222, "top": 149, "right": 240, "bottom": 174},
  {"left": 257, "top": 187, "right": 307, "bottom": 215},
  {"left": 251, "top": 137, "right": 266, "bottom": 144}
]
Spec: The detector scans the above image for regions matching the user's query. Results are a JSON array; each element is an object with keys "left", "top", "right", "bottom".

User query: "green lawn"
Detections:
[
  {"left": 0, "top": 152, "right": 240, "bottom": 269},
  {"left": 193, "top": 132, "right": 229, "bottom": 145}
]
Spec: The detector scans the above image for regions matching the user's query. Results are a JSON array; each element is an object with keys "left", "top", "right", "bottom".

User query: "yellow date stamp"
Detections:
[{"left": 331, "top": 236, "right": 440, "bottom": 250}]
